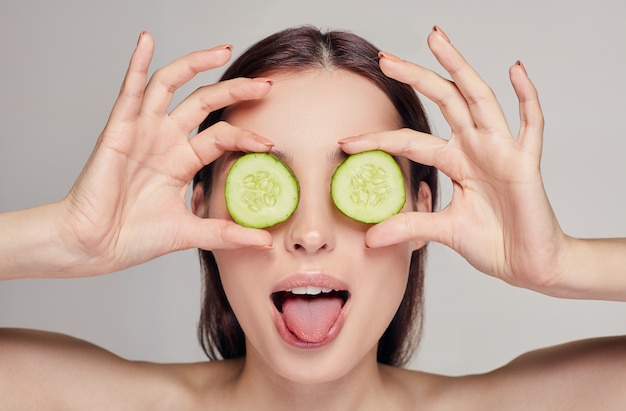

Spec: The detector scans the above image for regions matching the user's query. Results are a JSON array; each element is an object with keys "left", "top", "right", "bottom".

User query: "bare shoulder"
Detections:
[
  {"left": 454, "top": 336, "right": 626, "bottom": 410},
  {"left": 0, "top": 328, "right": 214, "bottom": 411},
  {"left": 389, "top": 336, "right": 626, "bottom": 410},
  {"left": 488, "top": 336, "right": 626, "bottom": 409}
]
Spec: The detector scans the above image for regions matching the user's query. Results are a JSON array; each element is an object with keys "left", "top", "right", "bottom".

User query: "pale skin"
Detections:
[{"left": 0, "top": 27, "right": 625, "bottom": 410}]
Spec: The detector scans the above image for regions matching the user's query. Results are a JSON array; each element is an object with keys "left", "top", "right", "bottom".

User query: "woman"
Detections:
[
  {"left": 0, "top": 26, "right": 625, "bottom": 409},
  {"left": 192, "top": 26, "right": 437, "bottom": 368}
]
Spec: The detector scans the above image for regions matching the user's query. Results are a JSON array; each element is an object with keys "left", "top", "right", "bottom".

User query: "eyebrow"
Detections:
[
  {"left": 268, "top": 148, "right": 293, "bottom": 164},
  {"left": 267, "top": 147, "right": 348, "bottom": 165}
]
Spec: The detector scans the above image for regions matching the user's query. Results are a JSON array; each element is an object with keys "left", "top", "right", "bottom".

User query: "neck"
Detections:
[{"left": 233, "top": 347, "right": 389, "bottom": 411}]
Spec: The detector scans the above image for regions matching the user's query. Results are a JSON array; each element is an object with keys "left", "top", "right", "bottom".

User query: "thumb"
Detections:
[
  {"left": 178, "top": 215, "right": 273, "bottom": 251},
  {"left": 365, "top": 211, "right": 451, "bottom": 249}
]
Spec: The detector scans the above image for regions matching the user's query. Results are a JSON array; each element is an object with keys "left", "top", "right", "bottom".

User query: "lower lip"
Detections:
[{"left": 271, "top": 299, "right": 348, "bottom": 349}]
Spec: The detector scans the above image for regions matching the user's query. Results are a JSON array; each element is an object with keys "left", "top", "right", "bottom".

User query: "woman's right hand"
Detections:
[{"left": 1, "top": 32, "right": 274, "bottom": 279}]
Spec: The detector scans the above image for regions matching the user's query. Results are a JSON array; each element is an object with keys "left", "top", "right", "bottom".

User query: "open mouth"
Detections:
[
  {"left": 271, "top": 287, "right": 350, "bottom": 345},
  {"left": 272, "top": 287, "right": 350, "bottom": 312}
]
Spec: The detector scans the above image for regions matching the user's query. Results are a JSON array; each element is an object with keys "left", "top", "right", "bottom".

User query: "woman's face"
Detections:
[{"left": 196, "top": 69, "right": 431, "bottom": 384}]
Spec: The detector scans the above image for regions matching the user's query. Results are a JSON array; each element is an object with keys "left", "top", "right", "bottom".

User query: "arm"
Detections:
[
  {"left": 0, "top": 32, "right": 273, "bottom": 280},
  {"left": 340, "top": 27, "right": 626, "bottom": 301},
  {"left": 555, "top": 237, "right": 626, "bottom": 300}
]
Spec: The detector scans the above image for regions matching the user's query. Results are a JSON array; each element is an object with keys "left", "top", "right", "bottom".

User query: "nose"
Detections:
[{"left": 285, "top": 184, "right": 336, "bottom": 254}]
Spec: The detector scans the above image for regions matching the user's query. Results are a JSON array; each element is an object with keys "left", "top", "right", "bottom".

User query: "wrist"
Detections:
[
  {"left": 0, "top": 201, "right": 93, "bottom": 279},
  {"left": 544, "top": 236, "right": 626, "bottom": 301}
]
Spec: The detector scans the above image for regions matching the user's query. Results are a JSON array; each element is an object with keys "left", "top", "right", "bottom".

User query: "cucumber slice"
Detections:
[
  {"left": 331, "top": 150, "right": 406, "bottom": 223},
  {"left": 225, "top": 153, "right": 299, "bottom": 228}
]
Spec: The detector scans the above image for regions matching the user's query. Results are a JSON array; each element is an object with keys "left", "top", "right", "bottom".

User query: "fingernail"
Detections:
[
  {"left": 516, "top": 60, "right": 528, "bottom": 76},
  {"left": 378, "top": 51, "right": 402, "bottom": 63},
  {"left": 137, "top": 30, "right": 147, "bottom": 46},
  {"left": 253, "top": 77, "right": 274, "bottom": 86},
  {"left": 338, "top": 136, "right": 359, "bottom": 144},
  {"left": 254, "top": 135, "right": 274, "bottom": 146},
  {"left": 432, "top": 25, "right": 451, "bottom": 43},
  {"left": 251, "top": 244, "right": 274, "bottom": 250},
  {"left": 209, "top": 44, "right": 233, "bottom": 52}
]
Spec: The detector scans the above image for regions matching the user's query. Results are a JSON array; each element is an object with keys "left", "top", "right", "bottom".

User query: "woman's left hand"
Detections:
[{"left": 340, "top": 27, "right": 569, "bottom": 295}]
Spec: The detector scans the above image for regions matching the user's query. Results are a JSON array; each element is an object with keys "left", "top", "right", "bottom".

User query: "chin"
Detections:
[
  {"left": 271, "top": 352, "right": 364, "bottom": 385},
  {"left": 256, "top": 334, "right": 379, "bottom": 386}
]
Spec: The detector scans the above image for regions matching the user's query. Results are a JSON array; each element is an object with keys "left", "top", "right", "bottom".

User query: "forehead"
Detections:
[{"left": 223, "top": 69, "right": 401, "bottom": 152}]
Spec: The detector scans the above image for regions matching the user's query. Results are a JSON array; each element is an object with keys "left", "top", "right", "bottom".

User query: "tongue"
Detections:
[{"left": 282, "top": 294, "right": 343, "bottom": 343}]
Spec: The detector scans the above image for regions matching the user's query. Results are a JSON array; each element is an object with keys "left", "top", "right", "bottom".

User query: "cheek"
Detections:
[
  {"left": 358, "top": 245, "right": 412, "bottom": 317},
  {"left": 379, "top": 245, "right": 412, "bottom": 296},
  {"left": 207, "top": 173, "right": 231, "bottom": 220},
  {"left": 208, "top": 194, "right": 229, "bottom": 220},
  {"left": 213, "top": 250, "right": 254, "bottom": 291},
  {"left": 213, "top": 250, "right": 268, "bottom": 329},
  {"left": 379, "top": 246, "right": 411, "bottom": 297}
]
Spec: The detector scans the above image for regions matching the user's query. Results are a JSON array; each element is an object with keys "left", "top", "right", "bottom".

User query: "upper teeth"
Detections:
[{"left": 287, "top": 286, "right": 334, "bottom": 295}]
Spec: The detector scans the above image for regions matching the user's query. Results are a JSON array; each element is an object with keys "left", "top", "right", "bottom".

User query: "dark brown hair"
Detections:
[{"left": 193, "top": 26, "right": 438, "bottom": 367}]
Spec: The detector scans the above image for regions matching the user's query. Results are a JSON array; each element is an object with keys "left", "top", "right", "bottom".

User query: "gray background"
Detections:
[{"left": 0, "top": 0, "right": 624, "bottom": 376}]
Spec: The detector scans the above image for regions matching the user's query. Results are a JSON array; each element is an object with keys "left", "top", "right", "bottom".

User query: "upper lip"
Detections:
[{"left": 271, "top": 273, "right": 349, "bottom": 294}]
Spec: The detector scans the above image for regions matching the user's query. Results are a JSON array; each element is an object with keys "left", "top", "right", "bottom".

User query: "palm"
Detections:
[
  {"left": 59, "top": 33, "right": 274, "bottom": 275},
  {"left": 342, "top": 29, "right": 564, "bottom": 289},
  {"left": 438, "top": 129, "right": 555, "bottom": 285},
  {"left": 67, "top": 121, "right": 198, "bottom": 265}
]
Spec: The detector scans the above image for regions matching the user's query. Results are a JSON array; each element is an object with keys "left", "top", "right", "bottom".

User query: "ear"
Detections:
[
  {"left": 191, "top": 183, "right": 208, "bottom": 217},
  {"left": 414, "top": 181, "right": 433, "bottom": 213},
  {"left": 410, "top": 181, "right": 433, "bottom": 251}
]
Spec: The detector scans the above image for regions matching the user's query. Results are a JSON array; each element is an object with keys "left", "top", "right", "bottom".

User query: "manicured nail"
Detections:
[
  {"left": 254, "top": 135, "right": 274, "bottom": 146},
  {"left": 253, "top": 77, "right": 274, "bottom": 86},
  {"left": 432, "top": 25, "right": 451, "bottom": 43},
  {"left": 378, "top": 51, "right": 402, "bottom": 63},
  {"left": 209, "top": 44, "right": 233, "bottom": 52},
  {"left": 137, "top": 30, "right": 147, "bottom": 46},
  {"left": 516, "top": 60, "right": 528, "bottom": 76},
  {"left": 338, "top": 136, "right": 359, "bottom": 144},
  {"left": 251, "top": 244, "right": 274, "bottom": 250}
]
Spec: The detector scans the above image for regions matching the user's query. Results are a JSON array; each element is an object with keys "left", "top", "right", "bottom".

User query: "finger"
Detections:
[
  {"left": 169, "top": 77, "right": 273, "bottom": 134},
  {"left": 510, "top": 61, "right": 544, "bottom": 156},
  {"left": 427, "top": 27, "right": 509, "bottom": 133},
  {"left": 188, "top": 121, "right": 274, "bottom": 166},
  {"left": 365, "top": 210, "right": 452, "bottom": 249},
  {"left": 339, "top": 129, "right": 448, "bottom": 169},
  {"left": 178, "top": 215, "right": 273, "bottom": 250},
  {"left": 378, "top": 53, "right": 474, "bottom": 133},
  {"left": 108, "top": 31, "right": 155, "bottom": 124},
  {"left": 140, "top": 44, "right": 233, "bottom": 117}
]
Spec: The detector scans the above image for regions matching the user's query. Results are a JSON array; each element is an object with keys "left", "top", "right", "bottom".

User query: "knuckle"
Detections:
[
  {"left": 437, "top": 81, "right": 460, "bottom": 108},
  {"left": 119, "top": 80, "right": 145, "bottom": 100},
  {"left": 466, "top": 88, "right": 494, "bottom": 107},
  {"left": 195, "top": 89, "right": 217, "bottom": 114},
  {"left": 228, "top": 78, "right": 256, "bottom": 100},
  {"left": 150, "top": 68, "right": 177, "bottom": 94},
  {"left": 399, "top": 129, "right": 417, "bottom": 155},
  {"left": 400, "top": 212, "right": 416, "bottom": 237}
]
